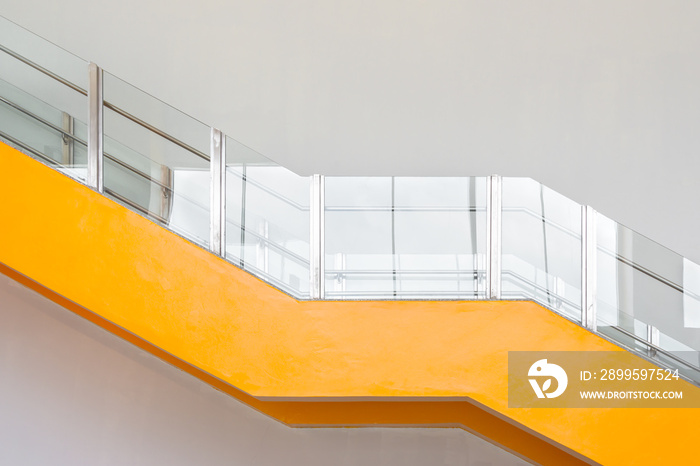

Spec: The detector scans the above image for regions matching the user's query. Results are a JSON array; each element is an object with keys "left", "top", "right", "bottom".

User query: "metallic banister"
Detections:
[
  {"left": 227, "top": 167, "right": 309, "bottom": 211},
  {"left": 325, "top": 206, "right": 482, "bottom": 212},
  {"left": 0, "top": 43, "right": 209, "bottom": 163},
  {"left": 0, "top": 95, "right": 86, "bottom": 144},
  {"left": 0, "top": 43, "right": 87, "bottom": 95},
  {"left": 103, "top": 100, "right": 209, "bottom": 162}
]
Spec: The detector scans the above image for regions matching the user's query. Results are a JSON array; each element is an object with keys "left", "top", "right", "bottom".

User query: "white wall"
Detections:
[
  {"left": 1, "top": 1, "right": 699, "bottom": 264},
  {"left": 0, "top": 273, "right": 528, "bottom": 466}
]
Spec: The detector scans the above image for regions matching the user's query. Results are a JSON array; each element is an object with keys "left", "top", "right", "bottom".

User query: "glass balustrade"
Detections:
[
  {"left": 1, "top": 13, "right": 699, "bottom": 383},
  {"left": 0, "top": 16, "right": 88, "bottom": 180},
  {"left": 501, "top": 178, "right": 582, "bottom": 321},
  {"left": 596, "top": 213, "right": 700, "bottom": 379},
  {"left": 102, "top": 71, "right": 212, "bottom": 248},
  {"left": 324, "top": 177, "right": 487, "bottom": 299},
  {"left": 225, "top": 137, "right": 311, "bottom": 298}
]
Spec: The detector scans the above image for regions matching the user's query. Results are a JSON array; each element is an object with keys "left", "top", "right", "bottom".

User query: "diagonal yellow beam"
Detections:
[{"left": 1, "top": 142, "right": 696, "bottom": 465}]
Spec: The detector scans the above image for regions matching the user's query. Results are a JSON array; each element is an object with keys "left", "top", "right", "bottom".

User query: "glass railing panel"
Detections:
[
  {"left": 102, "top": 71, "right": 211, "bottom": 248},
  {"left": 654, "top": 331, "right": 700, "bottom": 381},
  {"left": 225, "top": 137, "right": 310, "bottom": 298},
  {"left": 501, "top": 178, "right": 582, "bottom": 321},
  {"left": 324, "top": 177, "right": 487, "bottom": 300},
  {"left": 0, "top": 18, "right": 88, "bottom": 180},
  {"left": 0, "top": 77, "right": 88, "bottom": 181},
  {"left": 596, "top": 213, "right": 700, "bottom": 362},
  {"left": 0, "top": 16, "right": 87, "bottom": 90}
]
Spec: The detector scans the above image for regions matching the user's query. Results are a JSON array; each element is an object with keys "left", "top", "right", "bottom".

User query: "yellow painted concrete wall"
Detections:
[{"left": 1, "top": 142, "right": 697, "bottom": 465}]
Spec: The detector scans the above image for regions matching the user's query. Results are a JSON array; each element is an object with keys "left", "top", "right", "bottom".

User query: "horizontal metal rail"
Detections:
[
  {"left": 326, "top": 206, "right": 483, "bottom": 212},
  {"left": 224, "top": 218, "right": 310, "bottom": 267},
  {"left": 103, "top": 151, "right": 172, "bottom": 192},
  {"left": 0, "top": 44, "right": 209, "bottom": 163},
  {"left": 0, "top": 95, "right": 173, "bottom": 193},
  {"left": 102, "top": 100, "right": 209, "bottom": 162},
  {"left": 501, "top": 271, "right": 581, "bottom": 309},
  {"left": 238, "top": 262, "right": 310, "bottom": 298},
  {"left": 0, "top": 43, "right": 87, "bottom": 95},
  {"left": 105, "top": 187, "right": 168, "bottom": 224},
  {"left": 324, "top": 290, "right": 482, "bottom": 298},
  {"left": 0, "top": 95, "right": 86, "bottom": 144},
  {"left": 227, "top": 168, "right": 309, "bottom": 211},
  {"left": 596, "top": 244, "right": 699, "bottom": 300},
  {"left": 0, "top": 129, "right": 67, "bottom": 168},
  {"left": 597, "top": 319, "right": 700, "bottom": 373},
  {"left": 325, "top": 269, "right": 481, "bottom": 276}
]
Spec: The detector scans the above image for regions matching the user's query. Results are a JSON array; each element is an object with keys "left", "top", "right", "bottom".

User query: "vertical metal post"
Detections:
[
  {"left": 61, "top": 112, "right": 74, "bottom": 165},
  {"left": 582, "top": 205, "right": 597, "bottom": 331},
  {"left": 486, "top": 175, "right": 502, "bottom": 300},
  {"left": 310, "top": 174, "right": 325, "bottom": 299},
  {"left": 647, "top": 325, "right": 660, "bottom": 356},
  {"left": 210, "top": 128, "right": 226, "bottom": 256},
  {"left": 87, "top": 63, "right": 103, "bottom": 192}
]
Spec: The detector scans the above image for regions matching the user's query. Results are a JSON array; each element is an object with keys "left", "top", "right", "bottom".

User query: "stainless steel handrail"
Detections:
[
  {"left": 0, "top": 43, "right": 209, "bottom": 162},
  {"left": 103, "top": 100, "right": 209, "bottom": 162},
  {"left": 326, "top": 206, "right": 483, "bottom": 212},
  {"left": 0, "top": 43, "right": 87, "bottom": 95},
  {"left": 224, "top": 218, "right": 310, "bottom": 266},
  {"left": 227, "top": 166, "right": 309, "bottom": 211},
  {"left": 326, "top": 269, "right": 481, "bottom": 276},
  {"left": 0, "top": 94, "right": 86, "bottom": 143},
  {"left": 106, "top": 187, "right": 168, "bottom": 224},
  {"left": 596, "top": 245, "right": 697, "bottom": 299},
  {"left": 501, "top": 271, "right": 581, "bottom": 310},
  {"left": 597, "top": 319, "right": 700, "bottom": 373},
  {"left": 0, "top": 129, "right": 69, "bottom": 168},
  {"left": 0, "top": 94, "right": 173, "bottom": 192}
]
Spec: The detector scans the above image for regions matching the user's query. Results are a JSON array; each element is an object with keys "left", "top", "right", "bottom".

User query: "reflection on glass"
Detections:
[
  {"left": 0, "top": 76, "right": 87, "bottom": 181},
  {"left": 0, "top": 16, "right": 88, "bottom": 90},
  {"left": 324, "top": 177, "right": 487, "bottom": 299},
  {"left": 102, "top": 72, "right": 211, "bottom": 247},
  {"left": 596, "top": 214, "right": 700, "bottom": 357},
  {"left": 0, "top": 16, "right": 88, "bottom": 179},
  {"left": 225, "top": 137, "right": 310, "bottom": 298},
  {"left": 501, "top": 178, "right": 582, "bottom": 321}
]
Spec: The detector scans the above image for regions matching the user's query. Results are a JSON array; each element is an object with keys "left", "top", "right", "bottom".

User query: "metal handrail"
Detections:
[
  {"left": 224, "top": 217, "right": 310, "bottom": 267},
  {"left": 0, "top": 94, "right": 174, "bottom": 193},
  {"left": 0, "top": 94, "right": 86, "bottom": 143},
  {"left": 103, "top": 100, "right": 209, "bottom": 162},
  {"left": 326, "top": 206, "right": 483, "bottom": 212},
  {"left": 227, "top": 166, "right": 309, "bottom": 211},
  {"left": 326, "top": 269, "right": 481, "bottom": 276},
  {"left": 0, "top": 43, "right": 208, "bottom": 162},
  {"left": 0, "top": 43, "right": 87, "bottom": 95},
  {"left": 597, "top": 319, "right": 700, "bottom": 373}
]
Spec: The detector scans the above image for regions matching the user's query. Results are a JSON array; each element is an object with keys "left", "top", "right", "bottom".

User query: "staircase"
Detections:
[{"left": 1, "top": 15, "right": 698, "bottom": 466}]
